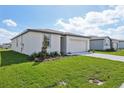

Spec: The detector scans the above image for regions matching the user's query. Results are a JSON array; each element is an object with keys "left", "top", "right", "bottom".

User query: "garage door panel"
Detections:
[{"left": 68, "top": 39, "right": 87, "bottom": 53}]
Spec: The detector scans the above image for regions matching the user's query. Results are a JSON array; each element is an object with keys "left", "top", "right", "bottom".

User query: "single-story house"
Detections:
[
  {"left": 2, "top": 43, "right": 11, "bottom": 49},
  {"left": 119, "top": 40, "right": 124, "bottom": 49},
  {"left": 0, "top": 44, "right": 2, "bottom": 48},
  {"left": 112, "top": 39, "right": 119, "bottom": 50},
  {"left": 11, "top": 29, "right": 90, "bottom": 55},
  {"left": 90, "top": 36, "right": 119, "bottom": 50}
]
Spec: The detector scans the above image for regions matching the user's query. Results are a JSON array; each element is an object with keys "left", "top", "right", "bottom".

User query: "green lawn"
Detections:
[
  {"left": 95, "top": 49, "right": 124, "bottom": 56},
  {"left": 0, "top": 49, "right": 124, "bottom": 88}
]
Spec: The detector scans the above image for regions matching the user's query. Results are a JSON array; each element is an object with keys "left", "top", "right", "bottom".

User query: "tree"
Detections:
[{"left": 41, "top": 35, "right": 49, "bottom": 53}]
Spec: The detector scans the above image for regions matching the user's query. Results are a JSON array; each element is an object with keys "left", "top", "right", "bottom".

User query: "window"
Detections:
[{"left": 44, "top": 34, "right": 51, "bottom": 47}]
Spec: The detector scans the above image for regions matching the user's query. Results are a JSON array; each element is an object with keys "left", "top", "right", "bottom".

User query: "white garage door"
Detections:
[{"left": 69, "top": 39, "right": 87, "bottom": 53}]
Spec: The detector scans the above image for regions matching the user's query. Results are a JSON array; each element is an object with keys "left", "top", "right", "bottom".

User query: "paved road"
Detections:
[{"left": 84, "top": 53, "right": 124, "bottom": 62}]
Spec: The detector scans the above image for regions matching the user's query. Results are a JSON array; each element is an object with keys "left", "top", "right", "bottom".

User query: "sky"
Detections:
[{"left": 0, "top": 5, "right": 124, "bottom": 44}]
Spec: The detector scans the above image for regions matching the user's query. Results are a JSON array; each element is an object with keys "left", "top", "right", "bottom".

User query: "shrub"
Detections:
[
  {"left": 92, "top": 49, "right": 95, "bottom": 53},
  {"left": 60, "top": 52, "right": 65, "bottom": 56},
  {"left": 89, "top": 49, "right": 95, "bottom": 53},
  {"left": 41, "top": 52, "right": 50, "bottom": 58},
  {"left": 105, "top": 48, "right": 116, "bottom": 52},
  {"left": 29, "top": 51, "right": 61, "bottom": 62},
  {"left": 54, "top": 51, "right": 60, "bottom": 56},
  {"left": 29, "top": 52, "right": 39, "bottom": 60},
  {"left": 50, "top": 52, "right": 55, "bottom": 57},
  {"left": 88, "top": 50, "right": 91, "bottom": 52},
  {"left": 49, "top": 51, "right": 60, "bottom": 57}
]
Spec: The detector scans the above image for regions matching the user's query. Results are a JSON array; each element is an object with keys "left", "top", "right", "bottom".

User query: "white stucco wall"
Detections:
[
  {"left": 47, "top": 34, "right": 61, "bottom": 53},
  {"left": 65, "top": 36, "right": 89, "bottom": 53},
  {"left": 23, "top": 32, "right": 43, "bottom": 55},
  {"left": 11, "top": 31, "right": 61, "bottom": 55},
  {"left": 11, "top": 35, "right": 22, "bottom": 52},
  {"left": 119, "top": 41, "right": 124, "bottom": 49},
  {"left": 11, "top": 32, "right": 43, "bottom": 55}
]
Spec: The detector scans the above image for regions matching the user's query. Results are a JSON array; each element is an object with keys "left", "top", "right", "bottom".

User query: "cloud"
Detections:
[
  {"left": 85, "top": 11, "right": 118, "bottom": 26},
  {"left": 56, "top": 5, "right": 124, "bottom": 40},
  {"left": 0, "top": 28, "right": 18, "bottom": 44},
  {"left": 2, "top": 19, "right": 17, "bottom": 27},
  {"left": 106, "top": 26, "right": 124, "bottom": 39}
]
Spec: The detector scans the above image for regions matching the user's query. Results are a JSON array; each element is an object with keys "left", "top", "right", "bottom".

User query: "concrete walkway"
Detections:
[
  {"left": 71, "top": 52, "right": 124, "bottom": 62},
  {"left": 84, "top": 53, "right": 124, "bottom": 62},
  {"left": 120, "top": 83, "right": 124, "bottom": 88}
]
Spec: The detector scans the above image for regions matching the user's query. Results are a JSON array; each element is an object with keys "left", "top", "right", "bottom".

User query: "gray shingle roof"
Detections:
[{"left": 11, "top": 28, "right": 89, "bottom": 40}]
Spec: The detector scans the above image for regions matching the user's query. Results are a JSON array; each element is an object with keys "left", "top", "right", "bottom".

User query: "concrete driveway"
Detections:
[
  {"left": 85, "top": 53, "right": 124, "bottom": 62},
  {"left": 70, "top": 52, "right": 124, "bottom": 62}
]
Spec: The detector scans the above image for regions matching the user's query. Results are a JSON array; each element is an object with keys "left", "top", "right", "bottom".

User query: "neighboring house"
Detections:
[
  {"left": 112, "top": 39, "right": 119, "bottom": 50},
  {"left": 119, "top": 40, "right": 124, "bottom": 49},
  {"left": 11, "top": 29, "right": 90, "bottom": 55},
  {"left": 90, "top": 36, "right": 119, "bottom": 50},
  {"left": 0, "top": 44, "right": 2, "bottom": 48},
  {"left": 2, "top": 43, "right": 11, "bottom": 49}
]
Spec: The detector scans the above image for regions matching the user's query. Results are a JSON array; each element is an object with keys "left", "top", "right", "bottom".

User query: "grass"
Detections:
[
  {"left": 0, "top": 49, "right": 124, "bottom": 88},
  {"left": 0, "top": 49, "right": 28, "bottom": 66},
  {"left": 95, "top": 49, "right": 124, "bottom": 56}
]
